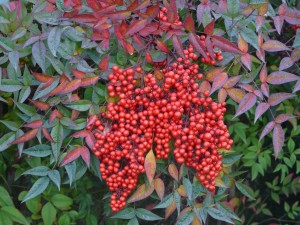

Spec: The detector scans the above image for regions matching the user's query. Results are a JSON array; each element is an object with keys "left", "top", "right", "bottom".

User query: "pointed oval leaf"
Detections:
[
  {"left": 165, "top": 200, "right": 176, "bottom": 219},
  {"left": 223, "top": 76, "right": 241, "bottom": 89},
  {"left": 211, "top": 35, "right": 242, "bottom": 54},
  {"left": 241, "top": 53, "right": 252, "bottom": 71},
  {"left": 80, "top": 146, "right": 90, "bottom": 168},
  {"left": 254, "top": 103, "right": 270, "bottom": 123},
  {"left": 275, "top": 114, "right": 296, "bottom": 123},
  {"left": 227, "top": 88, "right": 245, "bottom": 103},
  {"left": 218, "top": 88, "right": 227, "bottom": 102},
  {"left": 136, "top": 208, "right": 163, "bottom": 221},
  {"left": 1, "top": 206, "right": 29, "bottom": 225},
  {"left": 207, "top": 208, "right": 233, "bottom": 224},
  {"left": 261, "top": 82, "right": 269, "bottom": 97},
  {"left": 154, "top": 178, "right": 165, "bottom": 201},
  {"left": 126, "top": 19, "right": 148, "bottom": 36},
  {"left": 127, "top": 184, "right": 154, "bottom": 203},
  {"left": 0, "top": 132, "right": 16, "bottom": 152},
  {"left": 273, "top": 124, "right": 284, "bottom": 158},
  {"left": 60, "top": 147, "right": 82, "bottom": 167},
  {"left": 273, "top": 16, "right": 284, "bottom": 34},
  {"left": 11, "top": 128, "right": 38, "bottom": 145},
  {"left": 168, "top": 163, "right": 178, "bottom": 182},
  {"left": 267, "top": 71, "right": 298, "bottom": 84},
  {"left": 81, "top": 76, "right": 99, "bottom": 87},
  {"left": 23, "top": 144, "right": 52, "bottom": 157},
  {"left": 47, "top": 170, "right": 61, "bottom": 190},
  {"left": 22, "top": 177, "right": 50, "bottom": 202},
  {"left": 279, "top": 57, "right": 294, "bottom": 71},
  {"left": 156, "top": 40, "right": 170, "bottom": 53},
  {"left": 184, "top": 14, "right": 195, "bottom": 32},
  {"left": 144, "top": 150, "right": 156, "bottom": 184},
  {"left": 188, "top": 33, "right": 207, "bottom": 58},
  {"left": 42, "top": 202, "right": 56, "bottom": 225},
  {"left": 262, "top": 40, "right": 289, "bottom": 52},
  {"left": 42, "top": 128, "right": 54, "bottom": 143},
  {"left": 176, "top": 209, "right": 194, "bottom": 225},
  {"left": 22, "top": 166, "right": 50, "bottom": 177},
  {"left": 111, "top": 207, "right": 135, "bottom": 219},
  {"left": 60, "top": 79, "right": 81, "bottom": 94},
  {"left": 268, "top": 93, "right": 295, "bottom": 106},
  {"left": 234, "top": 93, "right": 257, "bottom": 117},
  {"left": 172, "top": 35, "right": 185, "bottom": 59},
  {"left": 259, "top": 121, "right": 275, "bottom": 141},
  {"left": 24, "top": 120, "right": 43, "bottom": 129},
  {"left": 235, "top": 181, "right": 255, "bottom": 200},
  {"left": 210, "top": 72, "right": 228, "bottom": 94},
  {"left": 48, "top": 27, "right": 61, "bottom": 57}
]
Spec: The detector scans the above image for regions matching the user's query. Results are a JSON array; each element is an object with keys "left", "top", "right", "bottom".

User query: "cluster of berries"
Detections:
[
  {"left": 292, "top": 24, "right": 300, "bottom": 31},
  {"left": 198, "top": 35, "right": 224, "bottom": 65},
  {"left": 157, "top": 7, "right": 182, "bottom": 26},
  {"left": 86, "top": 46, "right": 232, "bottom": 212}
]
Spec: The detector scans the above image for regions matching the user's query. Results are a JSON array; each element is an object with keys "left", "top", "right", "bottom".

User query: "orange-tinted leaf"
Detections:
[
  {"left": 133, "top": 34, "right": 145, "bottom": 47},
  {"left": 284, "top": 8, "right": 300, "bottom": 25},
  {"left": 275, "top": 114, "right": 296, "bottom": 124},
  {"left": 80, "top": 146, "right": 90, "bottom": 167},
  {"left": 210, "top": 72, "right": 228, "bottom": 94},
  {"left": 121, "top": 39, "right": 135, "bottom": 55},
  {"left": 60, "top": 146, "right": 82, "bottom": 166},
  {"left": 273, "top": 16, "right": 284, "bottom": 34},
  {"left": 109, "top": 10, "right": 131, "bottom": 20},
  {"left": 262, "top": 40, "right": 289, "bottom": 52},
  {"left": 81, "top": 76, "right": 99, "bottom": 87},
  {"left": 188, "top": 33, "right": 207, "bottom": 58},
  {"left": 154, "top": 70, "right": 165, "bottom": 80},
  {"left": 205, "top": 37, "right": 214, "bottom": 61},
  {"left": 172, "top": 35, "right": 185, "bottom": 59},
  {"left": 71, "top": 110, "right": 80, "bottom": 121},
  {"left": 239, "top": 84, "right": 254, "bottom": 92},
  {"left": 273, "top": 124, "right": 284, "bottom": 158},
  {"left": 168, "top": 163, "right": 178, "bottom": 182},
  {"left": 165, "top": 200, "right": 176, "bottom": 219},
  {"left": 47, "top": 82, "right": 67, "bottom": 97},
  {"left": 199, "top": 80, "right": 211, "bottom": 93},
  {"left": 205, "top": 67, "right": 223, "bottom": 82},
  {"left": 259, "top": 121, "right": 275, "bottom": 141},
  {"left": 267, "top": 71, "right": 298, "bottom": 84},
  {"left": 60, "top": 79, "right": 81, "bottom": 94},
  {"left": 126, "top": 19, "right": 148, "bottom": 35},
  {"left": 134, "top": 0, "right": 151, "bottom": 11},
  {"left": 127, "top": 183, "right": 154, "bottom": 203},
  {"left": 234, "top": 93, "right": 256, "bottom": 118},
  {"left": 49, "top": 109, "right": 58, "bottom": 123},
  {"left": 30, "top": 99, "right": 50, "bottom": 111},
  {"left": 241, "top": 53, "right": 252, "bottom": 71},
  {"left": 87, "top": 115, "right": 97, "bottom": 127},
  {"left": 259, "top": 64, "right": 267, "bottom": 83},
  {"left": 71, "top": 14, "right": 97, "bottom": 23},
  {"left": 156, "top": 40, "right": 170, "bottom": 53},
  {"left": 154, "top": 178, "right": 165, "bottom": 201},
  {"left": 204, "top": 19, "right": 215, "bottom": 36},
  {"left": 218, "top": 88, "right": 227, "bottom": 102},
  {"left": 72, "top": 69, "right": 85, "bottom": 79},
  {"left": 146, "top": 5, "right": 160, "bottom": 19},
  {"left": 255, "top": 15, "right": 265, "bottom": 31},
  {"left": 238, "top": 35, "right": 248, "bottom": 53},
  {"left": 211, "top": 35, "right": 243, "bottom": 54},
  {"left": 42, "top": 127, "right": 54, "bottom": 143},
  {"left": 144, "top": 150, "right": 156, "bottom": 184},
  {"left": 268, "top": 93, "right": 295, "bottom": 106},
  {"left": 254, "top": 102, "right": 270, "bottom": 123},
  {"left": 11, "top": 128, "right": 39, "bottom": 145},
  {"left": 227, "top": 88, "right": 245, "bottom": 103},
  {"left": 184, "top": 14, "right": 195, "bottom": 32},
  {"left": 24, "top": 119, "right": 43, "bottom": 129},
  {"left": 99, "top": 55, "right": 109, "bottom": 70},
  {"left": 176, "top": 185, "right": 187, "bottom": 197},
  {"left": 31, "top": 72, "right": 52, "bottom": 83},
  {"left": 145, "top": 51, "right": 153, "bottom": 63},
  {"left": 192, "top": 215, "right": 202, "bottom": 225},
  {"left": 223, "top": 75, "right": 241, "bottom": 88},
  {"left": 291, "top": 47, "right": 300, "bottom": 62}
]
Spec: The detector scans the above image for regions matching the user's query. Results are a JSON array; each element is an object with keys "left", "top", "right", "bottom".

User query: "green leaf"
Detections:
[
  {"left": 85, "top": 214, "right": 97, "bottom": 225},
  {"left": 175, "top": 210, "right": 194, "bottom": 225},
  {"left": 0, "top": 186, "right": 14, "bottom": 207},
  {"left": 25, "top": 196, "right": 41, "bottom": 214},
  {"left": 32, "top": 41, "right": 46, "bottom": 72},
  {"left": 48, "top": 27, "right": 61, "bottom": 57},
  {"left": 241, "top": 28, "right": 259, "bottom": 50},
  {"left": 183, "top": 178, "right": 193, "bottom": 200},
  {"left": 117, "top": 49, "right": 127, "bottom": 65},
  {"left": 0, "top": 16, "right": 9, "bottom": 24},
  {"left": 65, "top": 161, "right": 76, "bottom": 186},
  {"left": 51, "top": 194, "right": 73, "bottom": 210},
  {"left": 194, "top": 207, "right": 207, "bottom": 223},
  {"left": 90, "top": 154, "right": 102, "bottom": 180},
  {"left": 65, "top": 100, "right": 92, "bottom": 111},
  {"left": 58, "top": 214, "right": 70, "bottom": 225},
  {"left": 48, "top": 170, "right": 61, "bottom": 190},
  {"left": 22, "top": 177, "right": 50, "bottom": 202},
  {"left": 0, "top": 120, "right": 19, "bottom": 131},
  {"left": 14, "top": 101, "right": 36, "bottom": 116},
  {"left": 33, "top": 78, "right": 59, "bottom": 100},
  {"left": 207, "top": 207, "right": 233, "bottom": 224},
  {"left": 216, "top": 202, "right": 240, "bottom": 221},
  {"left": 47, "top": 55, "right": 64, "bottom": 75},
  {"left": 222, "top": 153, "right": 242, "bottom": 165},
  {"left": 22, "top": 166, "right": 50, "bottom": 177},
  {"left": 127, "top": 217, "right": 139, "bottom": 225},
  {"left": 154, "top": 194, "right": 173, "bottom": 209},
  {"left": 19, "top": 86, "right": 31, "bottom": 103},
  {"left": 12, "top": 27, "right": 27, "bottom": 41},
  {"left": 174, "top": 191, "right": 181, "bottom": 216},
  {"left": 42, "top": 202, "right": 57, "bottom": 225},
  {"left": 51, "top": 122, "right": 64, "bottom": 161},
  {"left": 235, "top": 181, "right": 255, "bottom": 200},
  {"left": 0, "top": 79, "right": 23, "bottom": 92},
  {"left": 135, "top": 208, "right": 163, "bottom": 221},
  {"left": 0, "top": 37, "right": 13, "bottom": 51},
  {"left": 0, "top": 132, "right": 15, "bottom": 152},
  {"left": 227, "top": 0, "right": 240, "bottom": 17},
  {"left": 8, "top": 51, "right": 19, "bottom": 72},
  {"left": 0, "top": 210, "right": 13, "bottom": 225},
  {"left": 111, "top": 208, "right": 135, "bottom": 219},
  {"left": 1, "top": 206, "right": 29, "bottom": 225},
  {"left": 23, "top": 144, "right": 52, "bottom": 157}
]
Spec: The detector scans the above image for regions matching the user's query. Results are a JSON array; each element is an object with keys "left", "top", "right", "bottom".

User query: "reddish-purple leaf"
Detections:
[
  {"left": 291, "top": 47, "right": 300, "bottom": 62},
  {"left": 31, "top": 72, "right": 53, "bottom": 83},
  {"left": 47, "top": 82, "right": 67, "bottom": 97},
  {"left": 255, "top": 15, "right": 265, "bottom": 32},
  {"left": 188, "top": 33, "right": 207, "bottom": 58},
  {"left": 204, "top": 19, "right": 215, "bottom": 36},
  {"left": 30, "top": 99, "right": 50, "bottom": 111},
  {"left": 210, "top": 72, "right": 228, "bottom": 94},
  {"left": 127, "top": 183, "right": 154, "bottom": 203},
  {"left": 60, "top": 79, "right": 81, "bottom": 94},
  {"left": 87, "top": 115, "right": 97, "bottom": 127},
  {"left": 99, "top": 55, "right": 109, "bottom": 71},
  {"left": 256, "top": 48, "right": 265, "bottom": 62},
  {"left": 279, "top": 57, "right": 294, "bottom": 71},
  {"left": 85, "top": 133, "right": 96, "bottom": 150},
  {"left": 254, "top": 90, "right": 263, "bottom": 100},
  {"left": 241, "top": 53, "right": 252, "bottom": 71},
  {"left": 145, "top": 51, "right": 153, "bottom": 63},
  {"left": 238, "top": 35, "right": 248, "bottom": 53},
  {"left": 284, "top": 8, "right": 300, "bottom": 25},
  {"left": 261, "top": 82, "right": 269, "bottom": 97},
  {"left": 205, "top": 68, "right": 224, "bottom": 82},
  {"left": 172, "top": 35, "right": 185, "bottom": 59},
  {"left": 134, "top": 0, "right": 151, "bottom": 11},
  {"left": 234, "top": 93, "right": 257, "bottom": 118},
  {"left": 80, "top": 146, "right": 90, "bottom": 167},
  {"left": 156, "top": 40, "right": 170, "bottom": 53},
  {"left": 108, "top": 10, "right": 131, "bottom": 20},
  {"left": 205, "top": 37, "right": 215, "bottom": 61},
  {"left": 273, "top": 16, "right": 284, "bottom": 34},
  {"left": 211, "top": 35, "right": 243, "bottom": 54},
  {"left": 267, "top": 71, "right": 298, "bottom": 84},
  {"left": 60, "top": 146, "right": 82, "bottom": 166},
  {"left": 24, "top": 120, "right": 42, "bottom": 129},
  {"left": 183, "top": 14, "right": 195, "bottom": 32},
  {"left": 293, "top": 80, "right": 300, "bottom": 93},
  {"left": 268, "top": 92, "right": 295, "bottom": 106},
  {"left": 259, "top": 121, "right": 275, "bottom": 141},
  {"left": 72, "top": 69, "right": 85, "bottom": 79},
  {"left": 10, "top": 128, "right": 39, "bottom": 145},
  {"left": 146, "top": 5, "right": 160, "bottom": 19},
  {"left": 49, "top": 110, "right": 60, "bottom": 123},
  {"left": 154, "top": 178, "right": 165, "bottom": 201},
  {"left": 275, "top": 114, "right": 296, "bottom": 123},
  {"left": 259, "top": 64, "right": 267, "bottom": 83},
  {"left": 81, "top": 76, "right": 99, "bottom": 87},
  {"left": 144, "top": 150, "right": 156, "bottom": 184},
  {"left": 273, "top": 124, "right": 284, "bottom": 158},
  {"left": 126, "top": 19, "right": 148, "bottom": 35},
  {"left": 227, "top": 88, "right": 245, "bottom": 103},
  {"left": 254, "top": 103, "right": 270, "bottom": 123},
  {"left": 72, "top": 130, "right": 90, "bottom": 138},
  {"left": 199, "top": 80, "right": 211, "bottom": 93},
  {"left": 218, "top": 88, "right": 227, "bottom": 102},
  {"left": 262, "top": 40, "right": 290, "bottom": 52},
  {"left": 278, "top": 3, "right": 287, "bottom": 15},
  {"left": 70, "top": 14, "right": 97, "bottom": 23},
  {"left": 239, "top": 84, "right": 254, "bottom": 92},
  {"left": 42, "top": 127, "right": 54, "bottom": 143},
  {"left": 223, "top": 76, "right": 241, "bottom": 88},
  {"left": 168, "top": 163, "right": 178, "bottom": 182}
]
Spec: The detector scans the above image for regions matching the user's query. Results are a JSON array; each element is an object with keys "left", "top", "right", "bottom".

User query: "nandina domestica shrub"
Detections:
[{"left": 0, "top": 0, "right": 299, "bottom": 224}]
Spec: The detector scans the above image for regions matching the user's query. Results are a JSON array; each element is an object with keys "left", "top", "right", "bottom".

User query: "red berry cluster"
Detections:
[
  {"left": 157, "top": 7, "right": 182, "bottom": 27},
  {"left": 154, "top": 60, "right": 167, "bottom": 68},
  {"left": 87, "top": 46, "right": 232, "bottom": 212},
  {"left": 292, "top": 24, "right": 300, "bottom": 31},
  {"left": 198, "top": 35, "right": 223, "bottom": 65}
]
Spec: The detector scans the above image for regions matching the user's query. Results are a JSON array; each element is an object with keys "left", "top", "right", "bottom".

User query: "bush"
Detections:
[{"left": 0, "top": 0, "right": 299, "bottom": 224}]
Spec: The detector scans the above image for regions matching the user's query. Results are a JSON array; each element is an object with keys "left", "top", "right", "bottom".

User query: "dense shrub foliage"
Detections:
[{"left": 0, "top": 0, "right": 299, "bottom": 224}]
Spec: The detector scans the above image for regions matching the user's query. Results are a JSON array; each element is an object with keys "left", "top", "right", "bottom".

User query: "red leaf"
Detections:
[
  {"left": 238, "top": 35, "right": 248, "bottom": 53},
  {"left": 126, "top": 19, "right": 148, "bottom": 35},
  {"left": 85, "top": 133, "right": 96, "bottom": 150},
  {"left": 30, "top": 99, "right": 50, "bottom": 111},
  {"left": 278, "top": 3, "right": 287, "bottom": 16},
  {"left": 188, "top": 33, "right": 207, "bottom": 58},
  {"left": 127, "top": 183, "right": 154, "bottom": 203},
  {"left": 156, "top": 40, "right": 170, "bottom": 53},
  {"left": 275, "top": 114, "right": 296, "bottom": 123},
  {"left": 87, "top": 115, "right": 97, "bottom": 127},
  {"left": 60, "top": 79, "right": 82, "bottom": 94},
  {"left": 204, "top": 19, "right": 215, "bottom": 36},
  {"left": 262, "top": 40, "right": 290, "bottom": 52},
  {"left": 256, "top": 48, "right": 265, "bottom": 62},
  {"left": 144, "top": 150, "right": 156, "bottom": 184},
  {"left": 205, "top": 37, "right": 215, "bottom": 61},
  {"left": 146, "top": 5, "right": 160, "bottom": 19},
  {"left": 94, "top": 16, "right": 109, "bottom": 30},
  {"left": 218, "top": 88, "right": 227, "bottom": 102},
  {"left": 108, "top": 10, "right": 131, "bottom": 20},
  {"left": 273, "top": 16, "right": 284, "bottom": 34},
  {"left": 268, "top": 93, "right": 295, "bottom": 106},
  {"left": 254, "top": 90, "right": 263, "bottom": 100},
  {"left": 99, "top": 55, "right": 109, "bottom": 70},
  {"left": 273, "top": 124, "right": 284, "bottom": 158},
  {"left": 133, "top": 34, "right": 145, "bottom": 47},
  {"left": 211, "top": 35, "right": 243, "bottom": 54},
  {"left": 11, "top": 128, "right": 39, "bottom": 145},
  {"left": 70, "top": 14, "right": 97, "bottom": 23},
  {"left": 255, "top": 16, "right": 265, "bottom": 32},
  {"left": 284, "top": 8, "right": 300, "bottom": 25},
  {"left": 47, "top": 82, "right": 68, "bottom": 97},
  {"left": 154, "top": 178, "right": 165, "bottom": 201},
  {"left": 168, "top": 163, "right": 178, "bottom": 182},
  {"left": 223, "top": 75, "right": 241, "bottom": 88},
  {"left": 183, "top": 14, "right": 195, "bottom": 32},
  {"left": 239, "top": 84, "right": 254, "bottom": 92},
  {"left": 86, "top": 0, "right": 101, "bottom": 10},
  {"left": 267, "top": 71, "right": 298, "bottom": 84},
  {"left": 80, "top": 146, "right": 90, "bottom": 167},
  {"left": 134, "top": 0, "right": 151, "bottom": 11},
  {"left": 60, "top": 146, "right": 82, "bottom": 166},
  {"left": 31, "top": 72, "right": 53, "bottom": 83},
  {"left": 279, "top": 57, "right": 294, "bottom": 71},
  {"left": 49, "top": 109, "right": 59, "bottom": 123},
  {"left": 234, "top": 93, "right": 257, "bottom": 117},
  {"left": 205, "top": 68, "right": 223, "bottom": 82},
  {"left": 81, "top": 76, "right": 99, "bottom": 87},
  {"left": 72, "top": 130, "right": 90, "bottom": 138},
  {"left": 121, "top": 39, "right": 135, "bottom": 55},
  {"left": 145, "top": 51, "right": 153, "bottom": 63},
  {"left": 42, "top": 127, "right": 54, "bottom": 143},
  {"left": 199, "top": 80, "right": 211, "bottom": 93},
  {"left": 259, "top": 121, "right": 275, "bottom": 141},
  {"left": 172, "top": 35, "right": 185, "bottom": 59},
  {"left": 254, "top": 103, "right": 270, "bottom": 123},
  {"left": 24, "top": 120, "right": 43, "bottom": 129},
  {"left": 210, "top": 72, "right": 228, "bottom": 94},
  {"left": 259, "top": 64, "right": 268, "bottom": 83},
  {"left": 227, "top": 88, "right": 245, "bottom": 103},
  {"left": 72, "top": 69, "right": 85, "bottom": 79},
  {"left": 261, "top": 82, "right": 269, "bottom": 97},
  {"left": 241, "top": 53, "right": 252, "bottom": 71}
]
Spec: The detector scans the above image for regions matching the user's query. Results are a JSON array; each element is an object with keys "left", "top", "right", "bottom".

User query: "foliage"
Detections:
[{"left": 0, "top": 0, "right": 300, "bottom": 224}]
